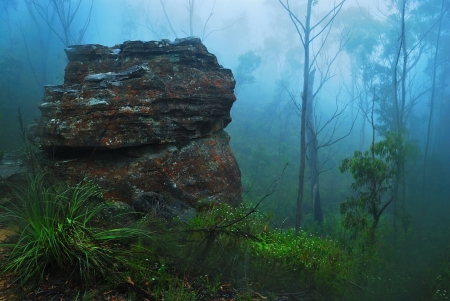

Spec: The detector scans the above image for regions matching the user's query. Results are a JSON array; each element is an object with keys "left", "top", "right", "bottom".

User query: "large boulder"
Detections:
[
  {"left": 32, "top": 38, "right": 235, "bottom": 149},
  {"left": 29, "top": 37, "right": 241, "bottom": 209}
]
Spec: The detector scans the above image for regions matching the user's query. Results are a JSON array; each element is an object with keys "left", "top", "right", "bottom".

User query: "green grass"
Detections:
[
  {"left": 249, "top": 229, "right": 354, "bottom": 295},
  {"left": 0, "top": 176, "right": 371, "bottom": 300},
  {"left": 0, "top": 172, "right": 152, "bottom": 296},
  {"left": 180, "top": 202, "right": 358, "bottom": 297}
]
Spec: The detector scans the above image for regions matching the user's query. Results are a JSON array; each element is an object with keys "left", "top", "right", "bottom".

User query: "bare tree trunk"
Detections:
[
  {"left": 279, "top": 0, "right": 345, "bottom": 233},
  {"left": 422, "top": 0, "right": 444, "bottom": 219},
  {"left": 25, "top": 0, "right": 54, "bottom": 85},
  {"left": 360, "top": 89, "right": 368, "bottom": 151},
  {"left": 399, "top": 0, "right": 408, "bottom": 212},
  {"left": 294, "top": 0, "right": 313, "bottom": 234},
  {"left": 32, "top": 0, "right": 93, "bottom": 48},
  {"left": 391, "top": 0, "right": 407, "bottom": 242},
  {"left": 188, "top": 0, "right": 194, "bottom": 36},
  {"left": 305, "top": 69, "right": 323, "bottom": 225},
  {"left": 159, "top": 0, "right": 178, "bottom": 38}
]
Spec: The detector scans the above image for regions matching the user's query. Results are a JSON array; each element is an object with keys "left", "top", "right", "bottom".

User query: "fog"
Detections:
[{"left": 1, "top": 0, "right": 450, "bottom": 299}]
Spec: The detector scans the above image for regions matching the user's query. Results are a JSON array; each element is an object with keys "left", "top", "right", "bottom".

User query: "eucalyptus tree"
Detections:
[
  {"left": 339, "top": 102, "right": 396, "bottom": 242},
  {"left": 30, "top": 0, "right": 93, "bottom": 48},
  {"left": 418, "top": 0, "right": 450, "bottom": 210},
  {"left": 234, "top": 51, "right": 262, "bottom": 92},
  {"left": 376, "top": 0, "right": 450, "bottom": 237},
  {"left": 278, "top": 0, "right": 346, "bottom": 231},
  {"left": 158, "top": 0, "right": 240, "bottom": 42},
  {"left": 342, "top": 0, "right": 436, "bottom": 236},
  {"left": 339, "top": 6, "right": 385, "bottom": 150}
]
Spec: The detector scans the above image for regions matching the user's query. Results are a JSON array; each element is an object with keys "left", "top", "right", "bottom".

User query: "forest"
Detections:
[{"left": 0, "top": 0, "right": 449, "bottom": 300}]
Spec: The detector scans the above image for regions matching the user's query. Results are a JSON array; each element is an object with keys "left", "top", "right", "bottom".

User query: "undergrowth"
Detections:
[
  {"left": 250, "top": 229, "right": 353, "bottom": 294},
  {"left": 0, "top": 175, "right": 366, "bottom": 300},
  {"left": 0, "top": 172, "right": 152, "bottom": 298}
]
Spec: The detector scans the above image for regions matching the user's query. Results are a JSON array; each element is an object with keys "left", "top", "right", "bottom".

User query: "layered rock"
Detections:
[
  {"left": 29, "top": 37, "right": 241, "bottom": 209},
  {"left": 33, "top": 38, "right": 236, "bottom": 149}
]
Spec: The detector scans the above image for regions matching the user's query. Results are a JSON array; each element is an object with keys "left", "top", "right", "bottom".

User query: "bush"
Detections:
[
  {"left": 183, "top": 202, "right": 356, "bottom": 297},
  {"left": 0, "top": 172, "right": 151, "bottom": 296},
  {"left": 250, "top": 229, "right": 353, "bottom": 294},
  {"left": 178, "top": 202, "right": 271, "bottom": 277},
  {"left": 431, "top": 261, "right": 450, "bottom": 301}
]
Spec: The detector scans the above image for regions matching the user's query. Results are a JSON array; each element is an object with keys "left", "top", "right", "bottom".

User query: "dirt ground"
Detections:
[{"left": 0, "top": 227, "right": 12, "bottom": 301}]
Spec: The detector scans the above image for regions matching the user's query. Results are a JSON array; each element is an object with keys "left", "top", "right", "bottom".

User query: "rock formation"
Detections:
[{"left": 29, "top": 37, "right": 241, "bottom": 211}]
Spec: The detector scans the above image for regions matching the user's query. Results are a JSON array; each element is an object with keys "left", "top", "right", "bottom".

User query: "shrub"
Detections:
[
  {"left": 184, "top": 202, "right": 355, "bottom": 296},
  {"left": 431, "top": 261, "right": 450, "bottom": 301},
  {"left": 0, "top": 172, "right": 151, "bottom": 296},
  {"left": 250, "top": 229, "right": 354, "bottom": 295}
]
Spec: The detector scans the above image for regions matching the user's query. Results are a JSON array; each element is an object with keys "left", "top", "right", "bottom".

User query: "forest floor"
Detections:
[
  {"left": 0, "top": 233, "right": 311, "bottom": 301},
  {"left": 0, "top": 270, "right": 310, "bottom": 301}
]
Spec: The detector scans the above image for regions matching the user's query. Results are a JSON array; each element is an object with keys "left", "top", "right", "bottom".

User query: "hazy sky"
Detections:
[
  {"left": 0, "top": 0, "right": 394, "bottom": 119},
  {"left": 86, "top": 0, "right": 384, "bottom": 66},
  {"left": 83, "top": 0, "right": 389, "bottom": 112}
]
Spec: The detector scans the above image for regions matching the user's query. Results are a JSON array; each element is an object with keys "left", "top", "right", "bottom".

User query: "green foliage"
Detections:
[
  {"left": 338, "top": 132, "right": 400, "bottom": 240},
  {"left": 183, "top": 203, "right": 358, "bottom": 297},
  {"left": 339, "top": 130, "right": 419, "bottom": 241},
  {"left": 250, "top": 229, "right": 353, "bottom": 294},
  {"left": 123, "top": 203, "right": 272, "bottom": 300},
  {"left": 188, "top": 202, "right": 271, "bottom": 234},
  {"left": 235, "top": 51, "right": 262, "bottom": 86},
  {"left": 430, "top": 259, "right": 450, "bottom": 301},
  {"left": 180, "top": 202, "right": 271, "bottom": 278},
  {"left": 0, "top": 173, "right": 152, "bottom": 296}
]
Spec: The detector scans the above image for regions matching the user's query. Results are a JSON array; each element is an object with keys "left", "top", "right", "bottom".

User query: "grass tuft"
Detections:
[{"left": 0, "top": 172, "right": 151, "bottom": 296}]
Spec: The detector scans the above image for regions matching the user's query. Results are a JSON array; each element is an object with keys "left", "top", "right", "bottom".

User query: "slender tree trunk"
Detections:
[
  {"left": 350, "top": 58, "right": 356, "bottom": 145},
  {"left": 188, "top": 0, "right": 194, "bottom": 36},
  {"left": 360, "top": 88, "right": 369, "bottom": 151},
  {"left": 422, "top": 0, "right": 444, "bottom": 219},
  {"left": 25, "top": 0, "right": 53, "bottom": 85},
  {"left": 399, "top": 0, "right": 408, "bottom": 212},
  {"left": 295, "top": 0, "right": 313, "bottom": 234},
  {"left": 306, "top": 69, "right": 323, "bottom": 225},
  {"left": 391, "top": 0, "right": 407, "bottom": 241},
  {"left": 279, "top": 0, "right": 345, "bottom": 233},
  {"left": 160, "top": 0, "right": 178, "bottom": 38}
]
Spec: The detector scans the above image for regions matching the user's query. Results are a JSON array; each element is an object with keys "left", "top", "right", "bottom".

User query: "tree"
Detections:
[
  {"left": 340, "top": 6, "right": 385, "bottom": 151},
  {"left": 342, "top": 0, "right": 432, "bottom": 238},
  {"left": 420, "top": 0, "right": 448, "bottom": 216},
  {"left": 31, "top": 0, "right": 93, "bottom": 47},
  {"left": 339, "top": 133, "right": 397, "bottom": 241},
  {"left": 339, "top": 99, "right": 399, "bottom": 242},
  {"left": 302, "top": 70, "right": 355, "bottom": 226},
  {"left": 158, "top": 0, "right": 240, "bottom": 42},
  {"left": 234, "top": 51, "right": 262, "bottom": 91},
  {"left": 279, "top": 0, "right": 345, "bottom": 232},
  {"left": 0, "top": 0, "right": 18, "bottom": 44}
]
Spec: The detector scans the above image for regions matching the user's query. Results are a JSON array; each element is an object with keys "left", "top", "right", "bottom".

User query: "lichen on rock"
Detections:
[{"left": 29, "top": 37, "right": 242, "bottom": 211}]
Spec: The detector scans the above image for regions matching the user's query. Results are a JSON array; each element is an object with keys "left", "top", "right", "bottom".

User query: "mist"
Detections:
[{"left": 1, "top": 0, "right": 449, "bottom": 300}]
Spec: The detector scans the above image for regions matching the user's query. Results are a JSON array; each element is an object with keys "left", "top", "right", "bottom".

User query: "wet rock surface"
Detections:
[
  {"left": 30, "top": 38, "right": 236, "bottom": 149},
  {"left": 49, "top": 130, "right": 241, "bottom": 207},
  {"left": 132, "top": 191, "right": 196, "bottom": 222},
  {"left": 29, "top": 37, "right": 241, "bottom": 210}
]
